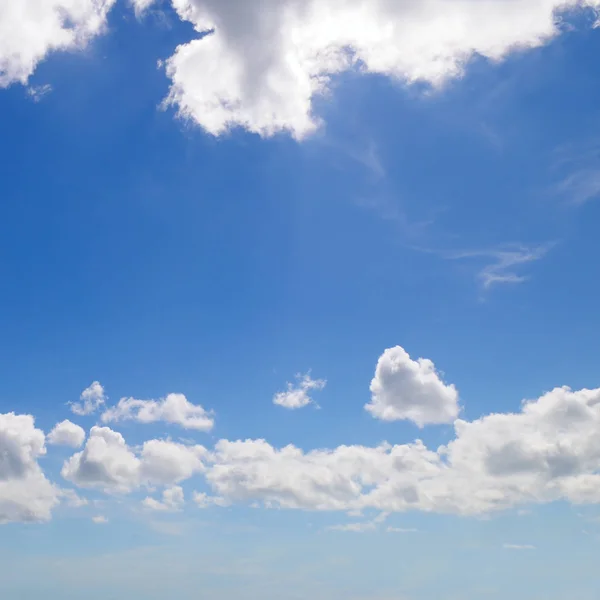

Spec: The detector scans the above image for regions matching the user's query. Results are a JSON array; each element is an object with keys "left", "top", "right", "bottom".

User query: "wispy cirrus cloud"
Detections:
[{"left": 447, "top": 243, "right": 553, "bottom": 289}]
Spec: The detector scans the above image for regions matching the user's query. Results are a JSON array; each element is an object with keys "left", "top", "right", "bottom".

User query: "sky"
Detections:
[{"left": 2, "top": 0, "right": 600, "bottom": 599}]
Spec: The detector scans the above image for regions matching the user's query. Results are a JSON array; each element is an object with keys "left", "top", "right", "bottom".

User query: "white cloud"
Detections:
[
  {"left": 449, "top": 244, "right": 551, "bottom": 289},
  {"left": 192, "top": 491, "right": 230, "bottom": 508},
  {"left": 92, "top": 515, "right": 108, "bottom": 524},
  {"left": 60, "top": 488, "right": 88, "bottom": 508},
  {"left": 71, "top": 382, "right": 106, "bottom": 416},
  {"left": 62, "top": 426, "right": 207, "bottom": 493},
  {"left": 161, "top": 0, "right": 600, "bottom": 138},
  {"left": 0, "top": 413, "right": 59, "bottom": 523},
  {"left": 503, "top": 543, "right": 535, "bottom": 550},
  {"left": 0, "top": 0, "right": 116, "bottom": 88},
  {"left": 143, "top": 486, "right": 185, "bottom": 512},
  {"left": 199, "top": 385, "right": 600, "bottom": 516},
  {"left": 273, "top": 372, "right": 326, "bottom": 409},
  {"left": 101, "top": 393, "right": 214, "bottom": 431},
  {"left": 365, "top": 346, "right": 459, "bottom": 427},
  {"left": 26, "top": 83, "right": 52, "bottom": 102},
  {"left": 386, "top": 527, "right": 418, "bottom": 533},
  {"left": 327, "top": 521, "right": 376, "bottom": 533},
  {"left": 131, "top": 0, "right": 158, "bottom": 16},
  {"left": 49, "top": 373, "right": 600, "bottom": 519},
  {"left": 48, "top": 420, "right": 86, "bottom": 448}
]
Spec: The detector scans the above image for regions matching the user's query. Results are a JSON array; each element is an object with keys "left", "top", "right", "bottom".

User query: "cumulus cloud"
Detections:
[
  {"left": 365, "top": 346, "right": 459, "bottom": 427},
  {"left": 62, "top": 426, "right": 207, "bottom": 493},
  {"left": 48, "top": 420, "right": 86, "bottom": 448},
  {"left": 70, "top": 382, "right": 106, "bottom": 416},
  {"left": 273, "top": 372, "right": 326, "bottom": 409},
  {"left": 51, "top": 374, "right": 600, "bottom": 518},
  {"left": 161, "top": 0, "right": 600, "bottom": 138},
  {"left": 197, "top": 385, "right": 600, "bottom": 515},
  {"left": 143, "top": 486, "right": 185, "bottom": 512},
  {"left": 101, "top": 393, "right": 214, "bottom": 431},
  {"left": 0, "top": 413, "right": 59, "bottom": 523},
  {"left": 0, "top": 0, "right": 116, "bottom": 88},
  {"left": 503, "top": 543, "right": 535, "bottom": 550}
]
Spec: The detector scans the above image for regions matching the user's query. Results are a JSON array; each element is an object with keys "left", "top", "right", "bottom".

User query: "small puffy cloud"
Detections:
[
  {"left": 0, "top": 413, "right": 59, "bottom": 523},
  {"left": 92, "top": 515, "right": 108, "bottom": 524},
  {"left": 101, "top": 393, "right": 214, "bottom": 431},
  {"left": 327, "top": 521, "right": 376, "bottom": 533},
  {"left": 0, "top": 0, "right": 116, "bottom": 88},
  {"left": 273, "top": 372, "right": 326, "bottom": 410},
  {"left": 365, "top": 346, "right": 459, "bottom": 427},
  {"left": 48, "top": 420, "right": 86, "bottom": 448},
  {"left": 71, "top": 382, "right": 106, "bottom": 416},
  {"left": 143, "top": 486, "right": 185, "bottom": 512},
  {"left": 62, "top": 426, "right": 207, "bottom": 493},
  {"left": 192, "top": 491, "right": 229, "bottom": 509},
  {"left": 162, "top": 0, "right": 600, "bottom": 138}
]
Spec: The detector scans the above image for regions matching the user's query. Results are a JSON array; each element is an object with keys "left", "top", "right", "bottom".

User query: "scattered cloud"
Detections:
[
  {"left": 327, "top": 511, "right": 389, "bottom": 533},
  {"left": 386, "top": 527, "right": 418, "bottom": 533},
  {"left": 0, "top": 0, "right": 116, "bottom": 88},
  {"left": 70, "top": 382, "right": 106, "bottom": 416},
  {"left": 365, "top": 346, "right": 459, "bottom": 427},
  {"left": 448, "top": 243, "right": 552, "bottom": 289},
  {"left": 26, "top": 84, "right": 52, "bottom": 102},
  {"left": 101, "top": 393, "right": 214, "bottom": 431},
  {"left": 193, "top": 491, "right": 230, "bottom": 509},
  {"left": 503, "top": 543, "right": 536, "bottom": 550},
  {"left": 5, "top": 0, "right": 600, "bottom": 140},
  {"left": 143, "top": 486, "right": 185, "bottom": 512},
  {"left": 47, "top": 420, "right": 86, "bottom": 448},
  {"left": 92, "top": 515, "right": 109, "bottom": 524},
  {"left": 60, "top": 488, "right": 88, "bottom": 508},
  {"left": 161, "top": 0, "right": 600, "bottom": 138},
  {"left": 0, "top": 413, "right": 59, "bottom": 523},
  {"left": 273, "top": 372, "right": 326, "bottom": 410},
  {"left": 61, "top": 426, "right": 207, "bottom": 493}
]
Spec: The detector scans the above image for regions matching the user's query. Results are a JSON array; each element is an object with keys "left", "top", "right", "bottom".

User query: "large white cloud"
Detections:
[
  {"left": 48, "top": 420, "right": 86, "bottom": 448},
  {"left": 365, "top": 346, "right": 460, "bottom": 427},
  {"left": 101, "top": 393, "right": 215, "bottom": 431},
  {"left": 0, "top": 0, "right": 116, "bottom": 88},
  {"left": 160, "top": 0, "right": 600, "bottom": 138},
  {"left": 0, "top": 413, "right": 59, "bottom": 523},
  {"left": 198, "top": 385, "right": 600, "bottom": 515},
  {"left": 61, "top": 426, "right": 207, "bottom": 493},
  {"left": 56, "top": 383, "right": 600, "bottom": 516}
]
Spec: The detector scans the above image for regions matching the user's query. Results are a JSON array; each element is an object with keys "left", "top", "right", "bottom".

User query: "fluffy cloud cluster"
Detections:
[
  {"left": 5, "top": 1, "right": 600, "bottom": 138},
  {"left": 0, "top": 414, "right": 59, "bottom": 523},
  {"left": 157, "top": 0, "right": 600, "bottom": 138},
  {"left": 61, "top": 426, "right": 207, "bottom": 493},
  {"left": 6, "top": 347, "right": 600, "bottom": 523},
  {"left": 202, "top": 385, "right": 600, "bottom": 515},
  {"left": 101, "top": 393, "right": 214, "bottom": 431},
  {"left": 273, "top": 372, "right": 326, "bottom": 409},
  {"left": 0, "top": 0, "right": 116, "bottom": 87},
  {"left": 71, "top": 381, "right": 106, "bottom": 416},
  {"left": 365, "top": 346, "right": 459, "bottom": 427}
]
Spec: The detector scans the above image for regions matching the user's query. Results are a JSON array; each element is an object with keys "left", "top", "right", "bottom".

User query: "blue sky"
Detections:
[{"left": 2, "top": 1, "right": 600, "bottom": 599}]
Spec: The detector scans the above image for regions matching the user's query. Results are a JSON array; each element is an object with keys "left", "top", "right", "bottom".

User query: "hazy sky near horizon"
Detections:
[{"left": 2, "top": 1, "right": 600, "bottom": 598}]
